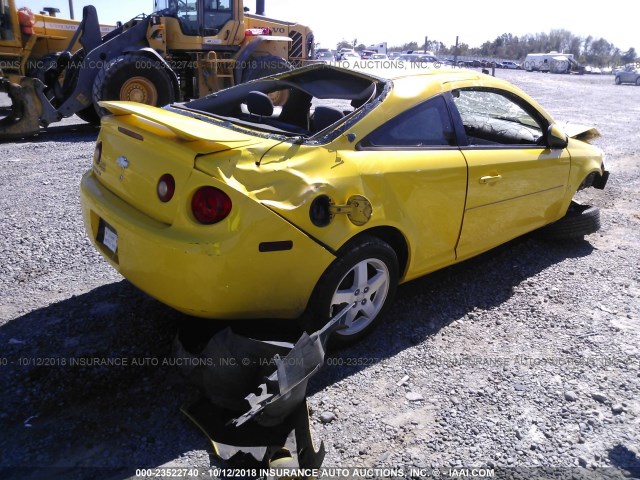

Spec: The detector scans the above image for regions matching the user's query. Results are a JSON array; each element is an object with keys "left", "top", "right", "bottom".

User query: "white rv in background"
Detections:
[
  {"left": 523, "top": 52, "right": 575, "bottom": 73},
  {"left": 366, "top": 42, "right": 388, "bottom": 55}
]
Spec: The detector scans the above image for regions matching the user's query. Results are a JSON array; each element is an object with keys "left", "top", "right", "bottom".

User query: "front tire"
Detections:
[
  {"left": 92, "top": 54, "right": 175, "bottom": 117},
  {"left": 615, "top": 76, "right": 621, "bottom": 85},
  {"left": 303, "top": 236, "right": 399, "bottom": 348},
  {"left": 537, "top": 201, "right": 601, "bottom": 240}
]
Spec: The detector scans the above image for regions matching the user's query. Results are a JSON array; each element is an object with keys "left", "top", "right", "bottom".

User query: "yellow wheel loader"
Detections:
[{"left": 0, "top": 0, "right": 314, "bottom": 139}]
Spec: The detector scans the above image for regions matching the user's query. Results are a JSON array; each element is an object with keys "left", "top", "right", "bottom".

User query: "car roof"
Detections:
[
  {"left": 181, "top": 64, "right": 549, "bottom": 130},
  {"left": 382, "top": 70, "right": 471, "bottom": 100},
  {"left": 382, "top": 69, "right": 549, "bottom": 121}
]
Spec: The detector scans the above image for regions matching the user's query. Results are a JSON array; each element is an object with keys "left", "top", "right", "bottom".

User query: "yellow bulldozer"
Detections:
[{"left": 0, "top": 0, "right": 314, "bottom": 139}]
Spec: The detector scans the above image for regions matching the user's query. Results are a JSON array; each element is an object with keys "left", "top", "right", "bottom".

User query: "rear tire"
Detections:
[
  {"left": 614, "top": 76, "right": 621, "bottom": 85},
  {"left": 92, "top": 54, "right": 175, "bottom": 117},
  {"left": 301, "top": 236, "right": 398, "bottom": 348},
  {"left": 537, "top": 201, "right": 601, "bottom": 240}
]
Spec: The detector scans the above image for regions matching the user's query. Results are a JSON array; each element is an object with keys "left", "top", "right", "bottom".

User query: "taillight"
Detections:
[
  {"left": 191, "top": 186, "right": 232, "bottom": 224},
  {"left": 93, "top": 141, "right": 102, "bottom": 165},
  {"left": 157, "top": 174, "right": 175, "bottom": 203}
]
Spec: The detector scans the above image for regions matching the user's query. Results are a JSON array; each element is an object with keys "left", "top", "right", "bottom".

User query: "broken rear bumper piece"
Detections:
[{"left": 176, "top": 304, "right": 353, "bottom": 470}]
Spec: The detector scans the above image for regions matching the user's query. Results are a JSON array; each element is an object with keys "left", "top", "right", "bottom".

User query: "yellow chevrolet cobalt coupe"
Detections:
[{"left": 81, "top": 65, "right": 608, "bottom": 346}]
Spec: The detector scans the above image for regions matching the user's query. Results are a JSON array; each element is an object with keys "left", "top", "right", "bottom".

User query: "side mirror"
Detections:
[{"left": 547, "top": 124, "right": 568, "bottom": 149}]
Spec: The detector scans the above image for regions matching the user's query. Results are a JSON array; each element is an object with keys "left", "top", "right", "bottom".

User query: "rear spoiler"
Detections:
[{"left": 99, "top": 101, "right": 253, "bottom": 143}]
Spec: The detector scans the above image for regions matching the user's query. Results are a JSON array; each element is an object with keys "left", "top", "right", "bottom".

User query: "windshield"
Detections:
[
  {"left": 152, "top": 0, "right": 233, "bottom": 36},
  {"left": 175, "top": 0, "right": 198, "bottom": 35},
  {"left": 204, "top": 0, "right": 233, "bottom": 35}
]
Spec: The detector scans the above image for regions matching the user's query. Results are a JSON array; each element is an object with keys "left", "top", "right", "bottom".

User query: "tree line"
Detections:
[{"left": 338, "top": 30, "right": 637, "bottom": 66}]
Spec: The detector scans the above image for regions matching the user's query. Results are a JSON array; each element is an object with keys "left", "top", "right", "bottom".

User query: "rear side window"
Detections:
[{"left": 360, "top": 95, "right": 456, "bottom": 148}]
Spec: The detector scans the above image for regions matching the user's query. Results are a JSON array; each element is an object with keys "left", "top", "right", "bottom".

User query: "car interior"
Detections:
[{"left": 179, "top": 65, "right": 385, "bottom": 139}]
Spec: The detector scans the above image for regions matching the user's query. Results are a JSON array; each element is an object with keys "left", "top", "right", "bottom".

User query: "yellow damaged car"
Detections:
[{"left": 81, "top": 64, "right": 608, "bottom": 346}]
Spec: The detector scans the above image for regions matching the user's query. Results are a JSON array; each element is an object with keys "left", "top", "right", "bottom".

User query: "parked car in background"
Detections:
[
  {"left": 501, "top": 61, "right": 521, "bottom": 69},
  {"left": 398, "top": 54, "right": 422, "bottom": 62},
  {"left": 338, "top": 51, "right": 360, "bottom": 61},
  {"left": 81, "top": 64, "right": 608, "bottom": 346},
  {"left": 316, "top": 50, "right": 336, "bottom": 62},
  {"left": 417, "top": 55, "right": 440, "bottom": 63},
  {"left": 615, "top": 65, "right": 640, "bottom": 85},
  {"left": 336, "top": 48, "right": 357, "bottom": 61},
  {"left": 584, "top": 66, "right": 602, "bottom": 74},
  {"left": 370, "top": 53, "right": 389, "bottom": 60},
  {"left": 459, "top": 59, "right": 483, "bottom": 68},
  {"left": 360, "top": 50, "right": 377, "bottom": 59}
]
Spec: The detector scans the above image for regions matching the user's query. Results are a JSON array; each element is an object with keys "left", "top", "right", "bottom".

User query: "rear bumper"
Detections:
[{"left": 80, "top": 170, "right": 335, "bottom": 319}]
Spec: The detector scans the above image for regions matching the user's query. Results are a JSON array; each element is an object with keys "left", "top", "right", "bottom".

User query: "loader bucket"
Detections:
[{"left": 0, "top": 76, "right": 48, "bottom": 140}]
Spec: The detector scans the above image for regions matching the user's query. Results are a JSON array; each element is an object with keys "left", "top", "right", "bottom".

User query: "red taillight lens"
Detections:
[
  {"left": 157, "top": 174, "right": 175, "bottom": 202},
  {"left": 93, "top": 141, "right": 102, "bottom": 165},
  {"left": 191, "top": 186, "right": 232, "bottom": 224}
]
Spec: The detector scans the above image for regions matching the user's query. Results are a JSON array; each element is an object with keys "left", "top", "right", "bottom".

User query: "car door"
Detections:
[
  {"left": 343, "top": 95, "right": 468, "bottom": 279},
  {"left": 450, "top": 87, "right": 571, "bottom": 260}
]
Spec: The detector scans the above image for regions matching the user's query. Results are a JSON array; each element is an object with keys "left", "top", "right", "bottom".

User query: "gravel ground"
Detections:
[{"left": 0, "top": 70, "right": 639, "bottom": 480}]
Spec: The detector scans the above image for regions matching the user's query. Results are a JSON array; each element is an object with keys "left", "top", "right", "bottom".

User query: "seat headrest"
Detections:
[{"left": 246, "top": 91, "right": 273, "bottom": 117}]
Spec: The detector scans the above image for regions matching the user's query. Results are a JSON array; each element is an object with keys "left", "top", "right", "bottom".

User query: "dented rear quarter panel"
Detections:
[
  {"left": 82, "top": 113, "right": 336, "bottom": 319},
  {"left": 194, "top": 82, "right": 470, "bottom": 281}
]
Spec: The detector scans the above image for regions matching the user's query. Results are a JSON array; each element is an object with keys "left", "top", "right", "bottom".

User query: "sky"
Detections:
[{"left": 21, "top": 0, "right": 637, "bottom": 54}]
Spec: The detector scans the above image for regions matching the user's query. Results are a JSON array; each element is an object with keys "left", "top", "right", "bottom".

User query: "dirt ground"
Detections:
[{"left": 0, "top": 69, "right": 639, "bottom": 480}]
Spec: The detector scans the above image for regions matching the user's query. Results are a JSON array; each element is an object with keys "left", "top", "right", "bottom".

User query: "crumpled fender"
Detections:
[{"left": 561, "top": 122, "right": 601, "bottom": 142}]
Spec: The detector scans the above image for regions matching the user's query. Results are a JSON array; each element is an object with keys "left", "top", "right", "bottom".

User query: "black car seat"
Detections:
[
  {"left": 246, "top": 91, "right": 274, "bottom": 120},
  {"left": 245, "top": 91, "right": 309, "bottom": 135},
  {"left": 311, "top": 106, "right": 344, "bottom": 133}
]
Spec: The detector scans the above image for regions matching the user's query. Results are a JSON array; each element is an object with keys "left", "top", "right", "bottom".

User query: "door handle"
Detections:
[{"left": 479, "top": 175, "right": 502, "bottom": 184}]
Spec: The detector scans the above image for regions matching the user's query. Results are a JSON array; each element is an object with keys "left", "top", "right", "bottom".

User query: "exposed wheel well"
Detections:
[
  {"left": 578, "top": 172, "right": 598, "bottom": 190},
  {"left": 340, "top": 226, "right": 409, "bottom": 279},
  {"left": 578, "top": 169, "right": 608, "bottom": 191}
]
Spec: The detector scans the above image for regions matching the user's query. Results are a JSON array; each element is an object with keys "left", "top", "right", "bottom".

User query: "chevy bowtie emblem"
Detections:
[{"left": 116, "top": 156, "right": 129, "bottom": 169}]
